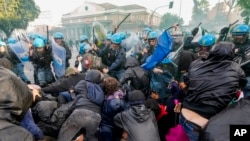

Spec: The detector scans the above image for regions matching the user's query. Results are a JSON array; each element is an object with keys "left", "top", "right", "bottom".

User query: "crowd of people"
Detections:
[{"left": 0, "top": 23, "right": 249, "bottom": 141}]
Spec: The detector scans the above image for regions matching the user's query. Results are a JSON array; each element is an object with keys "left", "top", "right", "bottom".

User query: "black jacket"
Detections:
[
  {"left": 120, "top": 57, "right": 150, "bottom": 91},
  {"left": 41, "top": 73, "right": 85, "bottom": 94},
  {"left": 202, "top": 97, "right": 250, "bottom": 141},
  {"left": 0, "top": 67, "right": 34, "bottom": 140},
  {"left": 178, "top": 50, "right": 197, "bottom": 72},
  {"left": 29, "top": 46, "right": 53, "bottom": 68},
  {"left": 62, "top": 43, "right": 72, "bottom": 68},
  {"left": 96, "top": 46, "right": 125, "bottom": 71},
  {"left": 114, "top": 105, "right": 160, "bottom": 141},
  {"left": 183, "top": 43, "right": 247, "bottom": 119}
]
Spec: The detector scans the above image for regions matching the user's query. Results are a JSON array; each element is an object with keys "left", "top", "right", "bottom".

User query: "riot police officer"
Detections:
[
  {"left": 29, "top": 38, "right": 54, "bottom": 87},
  {"left": 53, "top": 32, "right": 72, "bottom": 68}
]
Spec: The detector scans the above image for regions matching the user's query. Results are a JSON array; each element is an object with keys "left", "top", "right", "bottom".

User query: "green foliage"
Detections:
[
  {"left": 159, "top": 13, "right": 184, "bottom": 30},
  {"left": 238, "top": 0, "right": 250, "bottom": 25},
  {"left": 0, "top": 0, "right": 40, "bottom": 37},
  {"left": 238, "top": 0, "right": 250, "bottom": 10},
  {"left": 190, "top": 0, "right": 210, "bottom": 27}
]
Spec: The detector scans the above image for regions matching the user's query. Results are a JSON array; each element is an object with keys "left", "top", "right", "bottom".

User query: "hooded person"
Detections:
[
  {"left": 57, "top": 69, "right": 105, "bottom": 141},
  {"left": 179, "top": 42, "right": 247, "bottom": 141},
  {"left": 120, "top": 56, "right": 150, "bottom": 96},
  {"left": 114, "top": 90, "right": 161, "bottom": 141},
  {"left": 0, "top": 67, "right": 35, "bottom": 140}
]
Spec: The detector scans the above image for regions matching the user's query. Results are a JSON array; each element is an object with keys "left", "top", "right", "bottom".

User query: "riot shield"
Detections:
[
  {"left": 51, "top": 40, "right": 66, "bottom": 78},
  {"left": 122, "top": 32, "right": 142, "bottom": 58},
  {"left": 92, "top": 22, "right": 107, "bottom": 47},
  {"left": 8, "top": 41, "right": 33, "bottom": 70}
]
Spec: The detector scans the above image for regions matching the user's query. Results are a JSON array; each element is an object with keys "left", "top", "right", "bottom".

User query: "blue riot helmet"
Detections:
[
  {"left": 143, "top": 28, "right": 152, "bottom": 34},
  {"left": 231, "top": 24, "right": 249, "bottom": 43},
  {"left": 80, "top": 35, "right": 88, "bottom": 42},
  {"left": 0, "top": 41, "right": 6, "bottom": 46},
  {"left": 142, "top": 27, "right": 152, "bottom": 39},
  {"left": 28, "top": 33, "right": 37, "bottom": 40},
  {"left": 231, "top": 24, "right": 249, "bottom": 36},
  {"left": 79, "top": 43, "right": 86, "bottom": 55},
  {"left": 53, "top": 32, "right": 64, "bottom": 39},
  {"left": 33, "top": 38, "right": 45, "bottom": 48},
  {"left": 199, "top": 34, "right": 216, "bottom": 47},
  {"left": 119, "top": 32, "right": 126, "bottom": 40},
  {"left": 37, "top": 35, "right": 48, "bottom": 44},
  {"left": 7, "top": 37, "right": 17, "bottom": 44},
  {"left": 111, "top": 33, "right": 122, "bottom": 44},
  {"left": 79, "top": 43, "right": 91, "bottom": 55},
  {"left": 147, "top": 31, "right": 158, "bottom": 40}
]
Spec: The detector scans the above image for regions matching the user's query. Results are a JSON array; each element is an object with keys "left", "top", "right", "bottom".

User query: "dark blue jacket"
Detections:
[
  {"left": 100, "top": 90, "right": 125, "bottom": 128},
  {"left": 96, "top": 46, "right": 125, "bottom": 71},
  {"left": 21, "top": 109, "right": 44, "bottom": 140}
]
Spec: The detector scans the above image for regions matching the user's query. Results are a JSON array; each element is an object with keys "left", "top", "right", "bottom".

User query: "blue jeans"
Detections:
[
  {"left": 179, "top": 112, "right": 202, "bottom": 141},
  {"left": 13, "top": 63, "right": 30, "bottom": 82},
  {"left": 109, "top": 69, "right": 125, "bottom": 81},
  {"left": 59, "top": 91, "right": 72, "bottom": 102},
  {"left": 35, "top": 67, "right": 54, "bottom": 86}
]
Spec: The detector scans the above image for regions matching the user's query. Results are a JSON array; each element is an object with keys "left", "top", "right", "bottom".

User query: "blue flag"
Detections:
[{"left": 142, "top": 31, "right": 173, "bottom": 70}]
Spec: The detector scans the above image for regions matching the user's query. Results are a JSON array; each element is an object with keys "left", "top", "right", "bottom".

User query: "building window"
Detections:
[
  {"left": 85, "top": 6, "right": 88, "bottom": 11},
  {"left": 105, "top": 16, "right": 107, "bottom": 20}
]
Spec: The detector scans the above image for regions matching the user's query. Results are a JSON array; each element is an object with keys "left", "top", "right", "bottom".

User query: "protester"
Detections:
[
  {"left": 99, "top": 77, "right": 125, "bottom": 141},
  {"left": 57, "top": 70, "right": 104, "bottom": 141},
  {"left": 114, "top": 90, "right": 160, "bottom": 141},
  {"left": 179, "top": 42, "right": 247, "bottom": 141},
  {"left": 0, "top": 58, "right": 42, "bottom": 140}
]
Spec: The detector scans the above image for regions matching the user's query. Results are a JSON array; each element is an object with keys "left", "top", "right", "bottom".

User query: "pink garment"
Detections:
[{"left": 165, "top": 124, "right": 189, "bottom": 141}]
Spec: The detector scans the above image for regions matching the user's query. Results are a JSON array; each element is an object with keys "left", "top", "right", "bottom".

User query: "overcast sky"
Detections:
[{"left": 34, "top": 0, "right": 218, "bottom": 25}]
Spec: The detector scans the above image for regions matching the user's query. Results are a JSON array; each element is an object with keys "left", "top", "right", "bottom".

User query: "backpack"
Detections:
[{"left": 82, "top": 53, "right": 103, "bottom": 70}]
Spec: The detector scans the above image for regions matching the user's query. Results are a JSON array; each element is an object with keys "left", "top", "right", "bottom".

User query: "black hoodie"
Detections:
[
  {"left": 183, "top": 42, "right": 247, "bottom": 119},
  {"left": 120, "top": 57, "right": 150, "bottom": 91},
  {"left": 0, "top": 67, "right": 35, "bottom": 140},
  {"left": 114, "top": 104, "right": 160, "bottom": 141}
]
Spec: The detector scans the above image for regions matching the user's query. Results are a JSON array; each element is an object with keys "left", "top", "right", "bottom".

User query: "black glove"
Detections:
[
  {"left": 219, "top": 27, "right": 229, "bottom": 36},
  {"left": 191, "top": 27, "right": 199, "bottom": 36}
]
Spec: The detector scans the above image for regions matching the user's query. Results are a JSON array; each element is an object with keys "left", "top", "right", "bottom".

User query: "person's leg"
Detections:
[
  {"left": 37, "top": 68, "right": 46, "bottom": 87},
  {"left": 59, "top": 91, "right": 72, "bottom": 102},
  {"left": 179, "top": 112, "right": 202, "bottom": 141},
  {"left": 45, "top": 68, "right": 55, "bottom": 84},
  {"left": 84, "top": 111, "right": 101, "bottom": 141},
  {"left": 58, "top": 109, "right": 101, "bottom": 141},
  {"left": 99, "top": 126, "right": 113, "bottom": 141},
  {"left": 116, "top": 69, "right": 125, "bottom": 81},
  {"left": 15, "top": 63, "right": 31, "bottom": 83}
]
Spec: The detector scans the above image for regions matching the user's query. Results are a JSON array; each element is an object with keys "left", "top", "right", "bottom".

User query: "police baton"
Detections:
[
  {"left": 112, "top": 13, "right": 131, "bottom": 34},
  {"left": 224, "top": 20, "right": 239, "bottom": 41}
]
